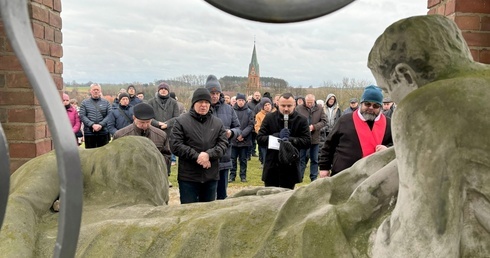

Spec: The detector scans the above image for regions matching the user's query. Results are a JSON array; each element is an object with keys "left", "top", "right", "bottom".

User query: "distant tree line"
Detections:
[{"left": 64, "top": 76, "right": 372, "bottom": 111}]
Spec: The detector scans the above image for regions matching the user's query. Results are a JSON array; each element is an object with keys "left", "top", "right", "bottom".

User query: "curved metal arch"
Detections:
[
  {"left": 0, "top": 124, "right": 9, "bottom": 232},
  {"left": 0, "top": 1, "right": 83, "bottom": 257},
  {"left": 204, "top": 0, "right": 356, "bottom": 23}
]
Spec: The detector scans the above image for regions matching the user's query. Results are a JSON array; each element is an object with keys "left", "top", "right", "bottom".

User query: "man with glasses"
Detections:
[{"left": 318, "top": 85, "right": 393, "bottom": 177}]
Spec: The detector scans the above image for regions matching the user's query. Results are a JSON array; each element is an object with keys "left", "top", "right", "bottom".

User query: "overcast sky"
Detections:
[{"left": 61, "top": 0, "right": 428, "bottom": 87}]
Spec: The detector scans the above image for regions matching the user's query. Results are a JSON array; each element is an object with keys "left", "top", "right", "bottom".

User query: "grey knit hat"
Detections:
[{"left": 205, "top": 75, "right": 222, "bottom": 93}]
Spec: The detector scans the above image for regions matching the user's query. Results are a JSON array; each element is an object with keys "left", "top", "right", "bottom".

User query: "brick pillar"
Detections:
[
  {"left": 0, "top": 0, "right": 63, "bottom": 173},
  {"left": 428, "top": 0, "right": 490, "bottom": 63}
]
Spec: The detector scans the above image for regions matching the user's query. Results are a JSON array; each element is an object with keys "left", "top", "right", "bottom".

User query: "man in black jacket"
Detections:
[
  {"left": 170, "top": 88, "right": 228, "bottom": 204},
  {"left": 257, "top": 93, "right": 311, "bottom": 189}
]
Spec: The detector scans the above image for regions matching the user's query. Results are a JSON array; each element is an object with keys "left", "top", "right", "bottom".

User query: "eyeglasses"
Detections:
[{"left": 362, "top": 102, "right": 381, "bottom": 109}]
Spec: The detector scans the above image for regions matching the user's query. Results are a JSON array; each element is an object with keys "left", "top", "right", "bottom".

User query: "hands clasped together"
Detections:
[{"left": 197, "top": 152, "right": 211, "bottom": 169}]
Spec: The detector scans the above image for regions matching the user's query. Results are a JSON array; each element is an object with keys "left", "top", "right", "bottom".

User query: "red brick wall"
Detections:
[
  {"left": 0, "top": 0, "right": 63, "bottom": 173},
  {"left": 429, "top": 0, "right": 490, "bottom": 63}
]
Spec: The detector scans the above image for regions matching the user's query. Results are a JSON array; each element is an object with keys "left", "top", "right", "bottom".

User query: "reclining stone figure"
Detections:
[{"left": 0, "top": 15, "right": 489, "bottom": 257}]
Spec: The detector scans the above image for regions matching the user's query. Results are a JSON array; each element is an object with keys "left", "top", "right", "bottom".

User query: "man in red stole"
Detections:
[{"left": 318, "top": 85, "right": 393, "bottom": 177}]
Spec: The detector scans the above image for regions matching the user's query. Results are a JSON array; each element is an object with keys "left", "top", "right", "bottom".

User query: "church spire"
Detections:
[{"left": 247, "top": 39, "right": 260, "bottom": 94}]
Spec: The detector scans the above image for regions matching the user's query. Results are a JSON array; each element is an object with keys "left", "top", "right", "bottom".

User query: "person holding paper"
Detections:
[{"left": 257, "top": 93, "right": 311, "bottom": 189}]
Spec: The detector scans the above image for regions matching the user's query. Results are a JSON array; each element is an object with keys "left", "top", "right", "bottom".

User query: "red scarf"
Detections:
[{"left": 352, "top": 111, "right": 386, "bottom": 157}]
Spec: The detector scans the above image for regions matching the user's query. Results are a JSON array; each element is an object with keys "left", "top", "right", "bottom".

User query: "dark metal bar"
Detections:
[
  {"left": 204, "top": 0, "right": 356, "bottom": 23},
  {"left": 0, "top": 124, "right": 9, "bottom": 232},
  {"left": 0, "top": 1, "right": 83, "bottom": 257}
]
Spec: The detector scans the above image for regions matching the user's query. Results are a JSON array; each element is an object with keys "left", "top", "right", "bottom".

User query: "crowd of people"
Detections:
[{"left": 62, "top": 79, "right": 396, "bottom": 204}]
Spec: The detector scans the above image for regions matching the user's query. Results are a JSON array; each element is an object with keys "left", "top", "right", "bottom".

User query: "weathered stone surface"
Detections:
[
  {"left": 368, "top": 15, "right": 490, "bottom": 257},
  {"left": 0, "top": 136, "right": 168, "bottom": 257},
  {"left": 0, "top": 136, "right": 396, "bottom": 257}
]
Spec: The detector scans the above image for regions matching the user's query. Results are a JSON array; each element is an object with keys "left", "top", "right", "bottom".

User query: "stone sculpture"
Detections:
[
  {"left": 368, "top": 14, "right": 490, "bottom": 257},
  {"left": 0, "top": 15, "right": 489, "bottom": 257}
]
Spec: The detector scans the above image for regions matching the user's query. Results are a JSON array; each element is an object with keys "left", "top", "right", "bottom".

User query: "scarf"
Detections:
[{"left": 352, "top": 110, "right": 386, "bottom": 157}]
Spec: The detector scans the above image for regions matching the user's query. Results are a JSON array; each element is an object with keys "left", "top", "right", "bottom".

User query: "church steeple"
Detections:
[{"left": 247, "top": 39, "right": 260, "bottom": 94}]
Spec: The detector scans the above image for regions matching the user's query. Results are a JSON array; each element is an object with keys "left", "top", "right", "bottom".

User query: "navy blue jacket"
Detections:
[
  {"left": 231, "top": 104, "right": 254, "bottom": 147},
  {"left": 107, "top": 104, "right": 134, "bottom": 136}
]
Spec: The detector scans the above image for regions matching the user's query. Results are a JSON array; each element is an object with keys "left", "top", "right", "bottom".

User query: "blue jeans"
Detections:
[
  {"left": 217, "top": 169, "right": 229, "bottom": 200},
  {"left": 299, "top": 144, "right": 319, "bottom": 181},
  {"left": 230, "top": 146, "right": 249, "bottom": 180},
  {"left": 259, "top": 146, "right": 267, "bottom": 165},
  {"left": 178, "top": 180, "right": 217, "bottom": 204}
]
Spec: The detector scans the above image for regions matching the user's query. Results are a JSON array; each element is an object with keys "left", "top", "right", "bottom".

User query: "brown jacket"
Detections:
[
  {"left": 113, "top": 123, "right": 171, "bottom": 168},
  {"left": 295, "top": 104, "right": 327, "bottom": 145}
]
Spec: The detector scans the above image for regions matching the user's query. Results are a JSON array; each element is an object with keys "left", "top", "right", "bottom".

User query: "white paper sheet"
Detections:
[{"left": 268, "top": 135, "right": 280, "bottom": 150}]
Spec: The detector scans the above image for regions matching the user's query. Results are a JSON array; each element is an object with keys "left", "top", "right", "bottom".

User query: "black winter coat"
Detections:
[
  {"left": 170, "top": 109, "right": 228, "bottom": 183},
  {"left": 257, "top": 111, "right": 311, "bottom": 186}
]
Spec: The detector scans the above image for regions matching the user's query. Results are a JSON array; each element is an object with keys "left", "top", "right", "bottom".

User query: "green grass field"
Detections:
[{"left": 168, "top": 154, "right": 311, "bottom": 188}]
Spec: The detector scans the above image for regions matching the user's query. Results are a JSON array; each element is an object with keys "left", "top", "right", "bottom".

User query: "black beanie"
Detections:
[
  {"left": 192, "top": 88, "right": 212, "bottom": 106},
  {"left": 133, "top": 103, "right": 155, "bottom": 120},
  {"left": 205, "top": 75, "right": 222, "bottom": 93},
  {"left": 236, "top": 93, "right": 246, "bottom": 101},
  {"left": 118, "top": 92, "right": 130, "bottom": 101}
]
